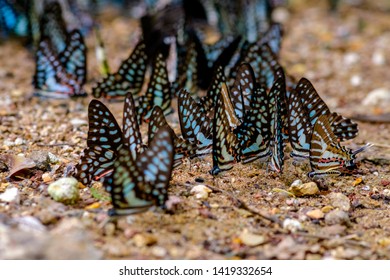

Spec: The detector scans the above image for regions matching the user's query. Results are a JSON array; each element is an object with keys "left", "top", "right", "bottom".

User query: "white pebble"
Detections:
[
  {"left": 350, "top": 75, "right": 361, "bottom": 87},
  {"left": 344, "top": 53, "right": 359, "bottom": 66},
  {"left": 283, "top": 218, "right": 303, "bottom": 233},
  {"left": 290, "top": 179, "right": 302, "bottom": 188},
  {"left": 70, "top": 118, "right": 88, "bottom": 127},
  {"left": 190, "top": 185, "right": 212, "bottom": 199},
  {"left": 362, "top": 88, "right": 390, "bottom": 106},
  {"left": 372, "top": 51, "right": 385, "bottom": 65},
  {"left": 0, "top": 187, "right": 20, "bottom": 204},
  {"left": 362, "top": 185, "right": 370, "bottom": 191}
]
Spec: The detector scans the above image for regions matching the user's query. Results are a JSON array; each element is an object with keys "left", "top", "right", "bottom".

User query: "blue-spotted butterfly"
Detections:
[
  {"left": 0, "top": 0, "right": 29, "bottom": 38},
  {"left": 148, "top": 105, "right": 197, "bottom": 168},
  {"left": 308, "top": 115, "right": 372, "bottom": 178},
  {"left": 295, "top": 78, "right": 358, "bottom": 141},
  {"left": 32, "top": 29, "right": 87, "bottom": 98},
  {"left": 137, "top": 52, "right": 173, "bottom": 123},
  {"left": 199, "top": 65, "right": 227, "bottom": 112},
  {"left": 39, "top": 1, "right": 68, "bottom": 54},
  {"left": 92, "top": 40, "right": 148, "bottom": 99},
  {"left": 104, "top": 126, "right": 174, "bottom": 216},
  {"left": 76, "top": 92, "right": 142, "bottom": 185},
  {"left": 177, "top": 88, "right": 213, "bottom": 155}
]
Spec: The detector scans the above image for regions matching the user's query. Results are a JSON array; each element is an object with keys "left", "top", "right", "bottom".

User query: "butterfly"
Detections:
[
  {"left": 268, "top": 77, "right": 286, "bottom": 172},
  {"left": 177, "top": 88, "right": 213, "bottom": 155},
  {"left": 199, "top": 65, "right": 227, "bottom": 112},
  {"left": 39, "top": 1, "right": 68, "bottom": 54},
  {"left": 76, "top": 93, "right": 142, "bottom": 185},
  {"left": 92, "top": 40, "right": 148, "bottom": 99},
  {"left": 259, "top": 23, "right": 283, "bottom": 56},
  {"left": 104, "top": 126, "right": 174, "bottom": 216},
  {"left": 229, "top": 42, "right": 281, "bottom": 92},
  {"left": 137, "top": 53, "right": 173, "bottom": 123},
  {"left": 148, "top": 105, "right": 197, "bottom": 168},
  {"left": 0, "top": 0, "right": 29, "bottom": 38},
  {"left": 32, "top": 29, "right": 87, "bottom": 98},
  {"left": 210, "top": 85, "right": 241, "bottom": 175},
  {"left": 187, "top": 29, "right": 241, "bottom": 90},
  {"left": 295, "top": 78, "right": 358, "bottom": 141},
  {"left": 308, "top": 115, "right": 372, "bottom": 178},
  {"left": 229, "top": 63, "right": 256, "bottom": 121}
]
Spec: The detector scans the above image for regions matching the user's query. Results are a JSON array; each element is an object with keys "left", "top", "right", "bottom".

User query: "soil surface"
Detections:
[{"left": 0, "top": 1, "right": 390, "bottom": 259}]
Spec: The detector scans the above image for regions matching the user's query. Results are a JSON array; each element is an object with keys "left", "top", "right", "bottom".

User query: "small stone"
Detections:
[
  {"left": 104, "top": 223, "right": 116, "bottom": 237},
  {"left": 152, "top": 246, "right": 167, "bottom": 258},
  {"left": 47, "top": 152, "right": 59, "bottom": 164},
  {"left": 48, "top": 177, "right": 80, "bottom": 205},
  {"left": 320, "top": 225, "right": 347, "bottom": 236},
  {"left": 381, "top": 180, "right": 390, "bottom": 187},
  {"left": 372, "top": 51, "right": 385, "bottom": 65},
  {"left": 283, "top": 218, "right": 303, "bottom": 233},
  {"left": 290, "top": 179, "right": 302, "bottom": 188},
  {"left": 325, "top": 210, "right": 350, "bottom": 226},
  {"left": 362, "top": 185, "right": 370, "bottom": 191},
  {"left": 306, "top": 209, "right": 324, "bottom": 219},
  {"left": 383, "top": 189, "right": 390, "bottom": 196},
  {"left": 70, "top": 118, "right": 88, "bottom": 127},
  {"left": 0, "top": 187, "right": 20, "bottom": 204},
  {"left": 30, "top": 151, "right": 50, "bottom": 170},
  {"left": 190, "top": 185, "right": 212, "bottom": 199},
  {"left": 288, "top": 182, "right": 319, "bottom": 197},
  {"left": 362, "top": 88, "right": 390, "bottom": 107},
  {"left": 42, "top": 173, "right": 53, "bottom": 183},
  {"left": 238, "top": 229, "right": 266, "bottom": 246},
  {"left": 350, "top": 75, "right": 361, "bottom": 86},
  {"left": 344, "top": 52, "right": 359, "bottom": 65},
  {"left": 272, "top": 7, "right": 290, "bottom": 23},
  {"left": 352, "top": 178, "right": 363, "bottom": 187},
  {"left": 132, "top": 233, "right": 157, "bottom": 247},
  {"left": 0, "top": 182, "right": 9, "bottom": 192},
  {"left": 377, "top": 238, "right": 390, "bottom": 247},
  {"left": 373, "top": 172, "right": 379, "bottom": 176},
  {"left": 321, "top": 205, "right": 333, "bottom": 213},
  {"left": 14, "top": 137, "right": 24, "bottom": 146},
  {"left": 329, "top": 193, "right": 351, "bottom": 211},
  {"left": 85, "top": 202, "right": 101, "bottom": 210}
]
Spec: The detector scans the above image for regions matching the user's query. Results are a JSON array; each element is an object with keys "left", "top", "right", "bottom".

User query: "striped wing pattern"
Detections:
[
  {"left": 105, "top": 127, "right": 174, "bottom": 216},
  {"left": 178, "top": 89, "right": 213, "bottom": 155},
  {"left": 309, "top": 115, "right": 371, "bottom": 178},
  {"left": 33, "top": 35, "right": 87, "bottom": 98},
  {"left": 210, "top": 90, "right": 241, "bottom": 175},
  {"left": 137, "top": 53, "right": 173, "bottom": 123},
  {"left": 296, "top": 78, "right": 358, "bottom": 141},
  {"left": 148, "top": 106, "right": 197, "bottom": 168},
  {"left": 92, "top": 41, "right": 147, "bottom": 99}
]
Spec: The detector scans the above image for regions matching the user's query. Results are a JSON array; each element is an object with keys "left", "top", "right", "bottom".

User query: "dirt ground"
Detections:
[{"left": 0, "top": 1, "right": 390, "bottom": 259}]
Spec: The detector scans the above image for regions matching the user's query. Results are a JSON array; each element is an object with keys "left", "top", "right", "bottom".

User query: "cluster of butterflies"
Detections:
[
  {"left": 73, "top": 31, "right": 371, "bottom": 216},
  {"left": 3, "top": 1, "right": 372, "bottom": 216}
]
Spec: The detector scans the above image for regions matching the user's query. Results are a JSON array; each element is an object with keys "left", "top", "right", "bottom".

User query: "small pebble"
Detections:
[
  {"left": 238, "top": 229, "right": 266, "bottom": 246},
  {"left": 329, "top": 193, "right": 351, "bottom": 211},
  {"left": 0, "top": 187, "right": 20, "bottom": 204},
  {"left": 42, "top": 173, "right": 53, "bottom": 183},
  {"left": 152, "top": 246, "right": 167, "bottom": 258},
  {"left": 190, "top": 185, "right": 212, "bottom": 199},
  {"left": 306, "top": 209, "right": 324, "bottom": 219},
  {"left": 288, "top": 182, "right": 319, "bottom": 197},
  {"left": 290, "top": 179, "right": 302, "bottom": 188},
  {"left": 283, "top": 218, "right": 303, "bottom": 233},
  {"left": 362, "top": 88, "right": 390, "bottom": 106},
  {"left": 132, "top": 234, "right": 157, "bottom": 247},
  {"left": 372, "top": 51, "right": 385, "bottom": 65},
  {"left": 350, "top": 75, "right": 361, "bottom": 86},
  {"left": 47, "top": 177, "right": 80, "bottom": 205},
  {"left": 362, "top": 185, "right": 370, "bottom": 191},
  {"left": 47, "top": 152, "right": 59, "bottom": 164},
  {"left": 325, "top": 210, "right": 350, "bottom": 226},
  {"left": 104, "top": 223, "right": 116, "bottom": 237},
  {"left": 373, "top": 172, "right": 379, "bottom": 176}
]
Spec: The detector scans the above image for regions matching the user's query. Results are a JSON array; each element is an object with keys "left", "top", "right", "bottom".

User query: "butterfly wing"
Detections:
[
  {"left": 59, "top": 29, "right": 87, "bottom": 86},
  {"left": 296, "top": 78, "right": 358, "bottom": 141},
  {"left": 230, "top": 63, "right": 256, "bottom": 120},
  {"left": 148, "top": 106, "right": 197, "bottom": 167},
  {"left": 92, "top": 40, "right": 148, "bottom": 99},
  {"left": 137, "top": 53, "right": 173, "bottom": 122},
  {"left": 39, "top": 1, "right": 68, "bottom": 54},
  {"left": 210, "top": 89, "right": 241, "bottom": 175},
  {"left": 199, "top": 65, "right": 226, "bottom": 112},
  {"left": 178, "top": 89, "right": 213, "bottom": 155},
  {"left": 123, "top": 92, "right": 143, "bottom": 159}
]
